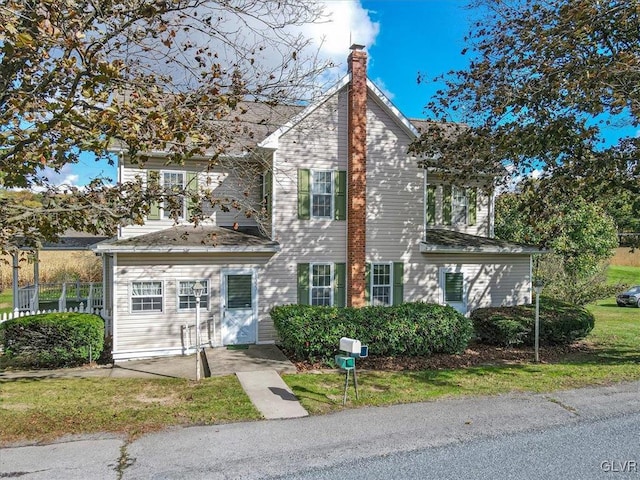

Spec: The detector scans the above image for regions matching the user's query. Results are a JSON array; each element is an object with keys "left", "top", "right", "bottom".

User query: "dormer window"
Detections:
[{"left": 162, "top": 171, "right": 186, "bottom": 219}]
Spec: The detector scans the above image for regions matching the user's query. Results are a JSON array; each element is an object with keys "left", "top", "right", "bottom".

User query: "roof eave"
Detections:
[
  {"left": 93, "top": 244, "right": 281, "bottom": 254},
  {"left": 419, "top": 242, "right": 546, "bottom": 255}
]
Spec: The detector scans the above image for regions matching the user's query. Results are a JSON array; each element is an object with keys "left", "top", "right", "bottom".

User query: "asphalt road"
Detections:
[{"left": 1, "top": 381, "right": 639, "bottom": 479}]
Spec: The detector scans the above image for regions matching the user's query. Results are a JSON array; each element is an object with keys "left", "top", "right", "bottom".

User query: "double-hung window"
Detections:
[
  {"left": 162, "top": 171, "right": 186, "bottom": 219},
  {"left": 311, "top": 170, "right": 333, "bottom": 219},
  {"left": 451, "top": 186, "right": 468, "bottom": 225},
  {"left": 178, "top": 280, "right": 209, "bottom": 310},
  {"left": 371, "top": 263, "right": 392, "bottom": 306},
  {"left": 131, "top": 281, "right": 163, "bottom": 312},
  {"left": 310, "top": 263, "right": 333, "bottom": 306}
]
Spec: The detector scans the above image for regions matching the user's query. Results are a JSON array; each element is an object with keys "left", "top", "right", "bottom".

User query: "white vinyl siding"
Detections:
[
  {"left": 131, "top": 281, "right": 163, "bottom": 312},
  {"left": 177, "top": 280, "right": 209, "bottom": 310}
]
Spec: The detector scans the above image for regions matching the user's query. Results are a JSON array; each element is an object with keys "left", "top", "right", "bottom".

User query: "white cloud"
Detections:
[{"left": 306, "top": 1, "right": 379, "bottom": 66}]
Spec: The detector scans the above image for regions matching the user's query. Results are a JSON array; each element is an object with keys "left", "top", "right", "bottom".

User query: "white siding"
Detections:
[
  {"left": 259, "top": 89, "right": 349, "bottom": 321},
  {"left": 112, "top": 253, "right": 273, "bottom": 358},
  {"left": 119, "top": 157, "right": 262, "bottom": 239}
]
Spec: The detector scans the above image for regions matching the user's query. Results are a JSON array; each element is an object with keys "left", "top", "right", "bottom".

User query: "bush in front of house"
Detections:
[
  {"left": 471, "top": 297, "right": 595, "bottom": 347},
  {"left": 0, "top": 312, "right": 104, "bottom": 368},
  {"left": 271, "top": 302, "right": 473, "bottom": 362}
]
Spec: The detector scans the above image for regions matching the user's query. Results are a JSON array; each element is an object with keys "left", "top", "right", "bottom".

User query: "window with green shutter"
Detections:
[
  {"left": 186, "top": 171, "right": 199, "bottom": 219},
  {"left": 366, "top": 262, "right": 403, "bottom": 306},
  {"left": 467, "top": 187, "right": 477, "bottom": 226},
  {"left": 297, "top": 263, "right": 310, "bottom": 305},
  {"left": 298, "top": 169, "right": 311, "bottom": 220},
  {"left": 335, "top": 171, "right": 346, "bottom": 220},
  {"left": 442, "top": 184, "right": 452, "bottom": 225},
  {"left": 426, "top": 184, "right": 436, "bottom": 225},
  {"left": 147, "top": 170, "right": 161, "bottom": 220}
]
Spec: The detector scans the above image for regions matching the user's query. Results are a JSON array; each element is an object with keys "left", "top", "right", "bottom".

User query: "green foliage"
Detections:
[
  {"left": 496, "top": 187, "right": 619, "bottom": 304},
  {"left": 271, "top": 302, "right": 473, "bottom": 362},
  {"left": 0, "top": 0, "right": 328, "bottom": 253},
  {"left": 471, "top": 297, "right": 595, "bottom": 347},
  {"left": 1, "top": 313, "right": 104, "bottom": 368},
  {"left": 412, "top": 0, "right": 640, "bottom": 201}
]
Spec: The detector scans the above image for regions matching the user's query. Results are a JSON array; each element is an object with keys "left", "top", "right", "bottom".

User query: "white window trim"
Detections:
[
  {"left": 310, "top": 170, "right": 334, "bottom": 220},
  {"left": 310, "top": 262, "right": 334, "bottom": 306},
  {"left": 130, "top": 280, "right": 164, "bottom": 314},
  {"left": 370, "top": 262, "right": 394, "bottom": 306},
  {"left": 160, "top": 170, "right": 187, "bottom": 220},
  {"left": 176, "top": 279, "right": 210, "bottom": 312},
  {"left": 439, "top": 267, "right": 467, "bottom": 313}
]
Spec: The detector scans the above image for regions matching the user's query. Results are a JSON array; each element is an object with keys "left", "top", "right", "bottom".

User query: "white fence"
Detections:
[{"left": 0, "top": 304, "right": 112, "bottom": 334}]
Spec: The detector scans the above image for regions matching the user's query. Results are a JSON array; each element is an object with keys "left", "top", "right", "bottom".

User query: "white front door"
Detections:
[
  {"left": 221, "top": 269, "right": 257, "bottom": 345},
  {"left": 440, "top": 268, "right": 467, "bottom": 315}
]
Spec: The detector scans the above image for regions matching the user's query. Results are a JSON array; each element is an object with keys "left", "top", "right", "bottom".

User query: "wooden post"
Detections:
[{"left": 12, "top": 252, "right": 19, "bottom": 311}]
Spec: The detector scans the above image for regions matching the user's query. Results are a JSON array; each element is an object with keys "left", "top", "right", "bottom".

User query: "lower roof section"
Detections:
[
  {"left": 93, "top": 225, "right": 280, "bottom": 254},
  {"left": 420, "top": 229, "right": 544, "bottom": 255}
]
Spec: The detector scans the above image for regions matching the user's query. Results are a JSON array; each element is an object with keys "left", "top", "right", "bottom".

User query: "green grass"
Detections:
[
  {"left": 284, "top": 282, "right": 640, "bottom": 415},
  {"left": 0, "top": 377, "right": 260, "bottom": 445},
  {"left": 607, "top": 265, "right": 640, "bottom": 285},
  {"left": 0, "top": 289, "right": 12, "bottom": 314}
]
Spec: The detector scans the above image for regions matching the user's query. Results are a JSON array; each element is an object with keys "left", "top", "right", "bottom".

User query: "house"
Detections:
[{"left": 93, "top": 45, "right": 540, "bottom": 361}]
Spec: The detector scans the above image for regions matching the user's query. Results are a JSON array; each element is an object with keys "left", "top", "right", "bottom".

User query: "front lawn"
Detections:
[
  {"left": 0, "top": 377, "right": 260, "bottom": 445},
  {"left": 283, "top": 296, "right": 640, "bottom": 415}
]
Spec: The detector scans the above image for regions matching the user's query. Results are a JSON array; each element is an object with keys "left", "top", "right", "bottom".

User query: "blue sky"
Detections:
[
  {"left": 65, "top": 0, "right": 470, "bottom": 186},
  {"left": 62, "top": 0, "right": 637, "bottom": 186}
]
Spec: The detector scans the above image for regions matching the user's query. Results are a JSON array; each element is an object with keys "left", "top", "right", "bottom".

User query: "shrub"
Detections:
[
  {"left": 471, "top": 297, "right": 595, "bottom": 347},
  {"left": 270, "top": 302, "right": 473, "bottom": 362},
  {"left": 0, "top": 313, "right": 104, "bottom": 368}
]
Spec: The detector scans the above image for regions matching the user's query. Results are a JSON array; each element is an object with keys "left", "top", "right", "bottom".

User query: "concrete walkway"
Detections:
[
  {"left": 237, "top": 370, "right": 309, "bottom": 419},
  {"left": 0, "top": 345, "right": 308, "bottom": 419}
]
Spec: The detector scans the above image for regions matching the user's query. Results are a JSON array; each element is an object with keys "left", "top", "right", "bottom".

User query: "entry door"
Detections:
[{"left": 221, "top": 269, "right": 257, "bottom": 345}]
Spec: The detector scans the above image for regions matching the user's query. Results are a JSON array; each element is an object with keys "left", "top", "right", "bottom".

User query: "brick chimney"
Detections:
[{"left": 347, "top": 44, "right": 367, "bottom": 307}]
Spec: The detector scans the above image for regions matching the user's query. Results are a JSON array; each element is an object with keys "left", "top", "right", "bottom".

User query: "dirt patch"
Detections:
[{"left": 289, "top": 341, "right": 595, "bottom": 372}]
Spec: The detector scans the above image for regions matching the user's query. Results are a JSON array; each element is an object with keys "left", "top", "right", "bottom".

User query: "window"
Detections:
[
  {"left": 311, "top": 171, "right": 333, "bottom": 218},
  {"left": 444, "top": 272, "right": 464, "bottom": 303},
  {"left": 311, "top": 263, "right": 333, "bottom": 306},
  {"left": 131, "top": 281, "right": 163, "bottom": 312},
  {"left": 451, "top": 186, "right": 467, "bottom": 225},
  {"left": 371, "top": 263, "right": 392, "bottom": 306},
  {"left": 162, "top": 171, "right": 186, "bottom": 219},
  {"left": 178, "top": 280, "right": 209, "bottom": 310}
]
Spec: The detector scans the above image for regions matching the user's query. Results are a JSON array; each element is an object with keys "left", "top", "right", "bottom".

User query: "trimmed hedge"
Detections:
[
  {"left": 471, "top": 297, "right": 595, "bottom": 347},
  {"left": 0, "top": 313, "right": 104, "bottom": 368},
  {"left": 271, "top": 302, "right": 473, "bottom": 361}
]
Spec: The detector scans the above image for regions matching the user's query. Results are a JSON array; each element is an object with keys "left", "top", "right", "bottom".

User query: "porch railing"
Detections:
[{"left": 16, "top": 282, "right": 104, "bottom": 312}]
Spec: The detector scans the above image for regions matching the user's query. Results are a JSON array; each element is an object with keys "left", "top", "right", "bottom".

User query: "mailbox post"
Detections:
[{"left": 335, "top": 337, "right": 368, "bottom": 405}]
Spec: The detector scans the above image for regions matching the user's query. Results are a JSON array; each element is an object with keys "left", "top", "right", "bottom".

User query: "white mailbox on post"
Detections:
[{"left": 339, "top": 337, "right": 361, "bottom": 355}]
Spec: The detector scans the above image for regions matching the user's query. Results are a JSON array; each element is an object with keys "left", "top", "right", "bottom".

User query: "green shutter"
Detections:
[
  {"left": 334, "top": 263, "right": 346, "bottom": 307},
  {"left": 468, "top": 187, "right": 477, "bottom": 226},
  {"left": 297, "top": 263, "right": 310, "bottom": 305},
  {"left": 335, "top": 170, "right": 347, "bottom": 220},
  {"left": 426, "top": 185, "right": 436, "bottom": 225},
  {"left": 393, "top": 262, "right": 404, "bottom": 305},
  {"left": 298, "top": 169, "right": 310, "bottom": 220},
  {"left": 365, "top": 263, "right": 371, "bottom": 305},
  {"left": 147, "top": 170, "right": 160, "bottom": 220},
  {"left": 442, "top": 185, "right": 452, "bottom": 226},
  {"left": 186, "top": 171, "right": 198, "bottom": 219},
  {"left": 263, "top": 170, "right": 272, "bottom": 216}
]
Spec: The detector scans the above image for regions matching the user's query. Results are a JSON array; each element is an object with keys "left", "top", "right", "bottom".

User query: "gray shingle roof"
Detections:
[
  {"left": 93, "top": 225, "right": 279, "bottom": 254},
  {"left": 420, "top": 229, "right": 544, "bottom": 254}
]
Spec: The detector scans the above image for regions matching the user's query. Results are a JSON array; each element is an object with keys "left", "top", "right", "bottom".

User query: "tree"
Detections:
[
  {"left": 410, "top": 0, "right": 640, "bottom": 200},
  {"left": 495, "top": 181, "right": 620, "bottom": 304},
  {"left": 0, "top": 0, "right": 330, "bottom": 253}
]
